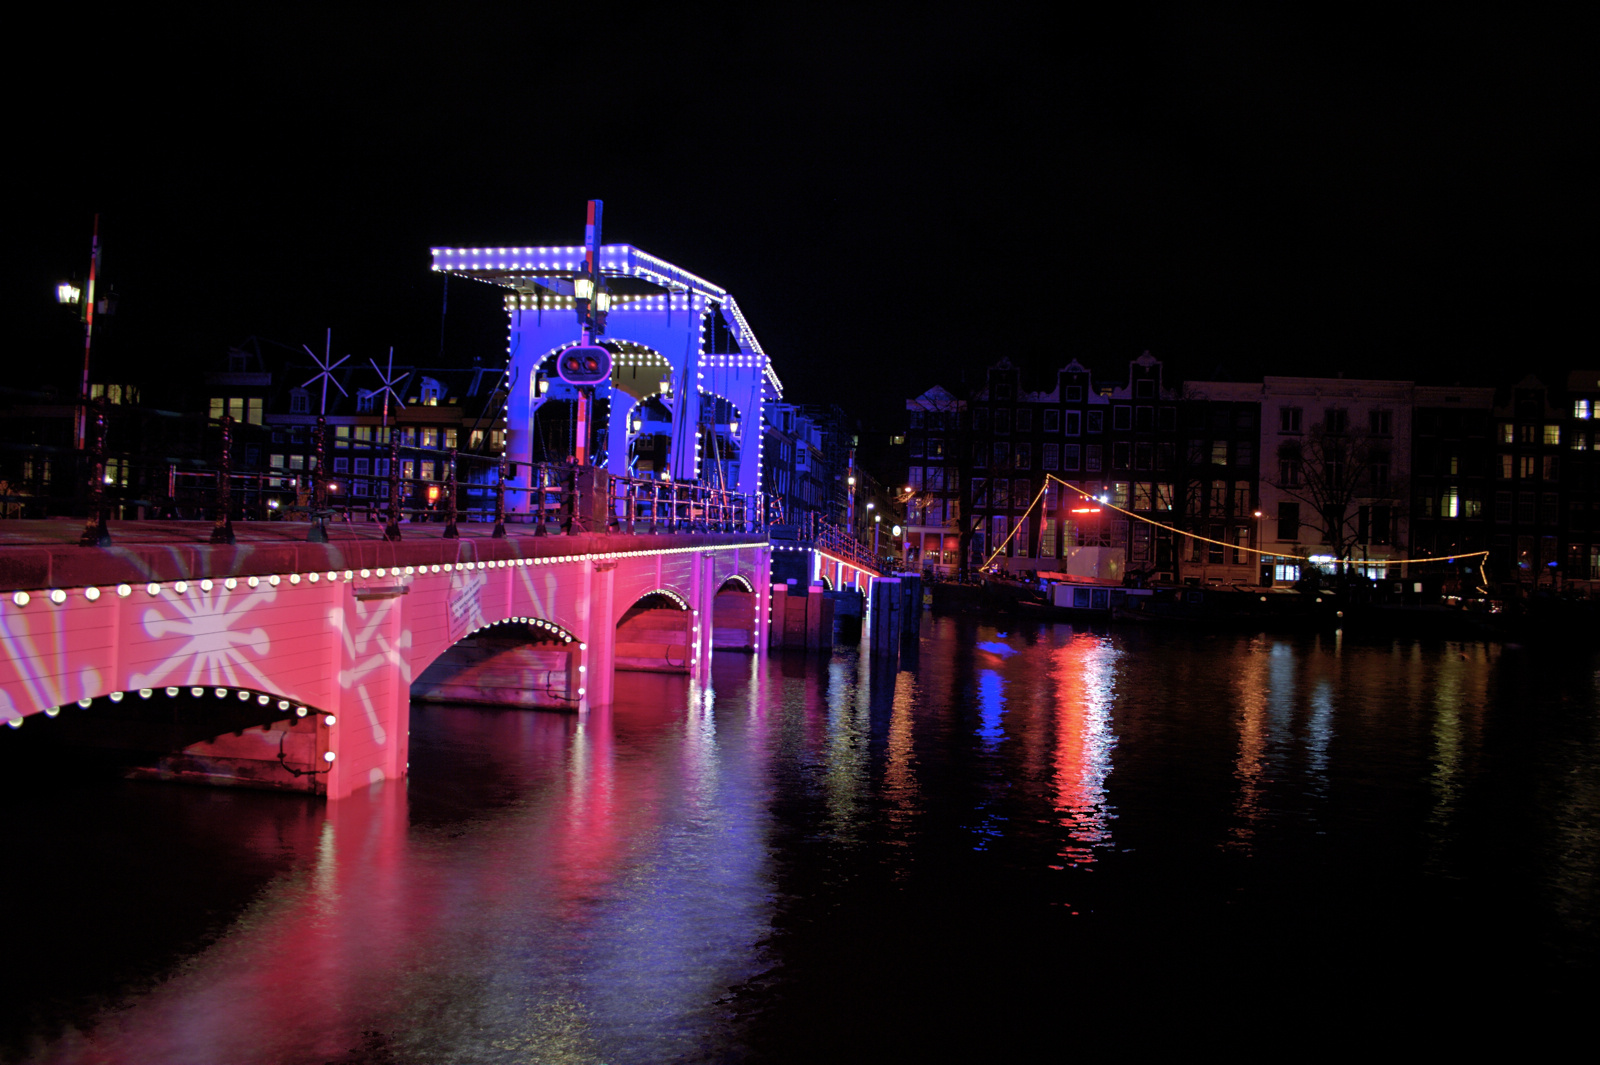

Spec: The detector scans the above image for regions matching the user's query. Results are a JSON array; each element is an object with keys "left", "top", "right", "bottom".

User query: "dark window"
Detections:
[{"left": 1276, "top": 502, "right": 1300, "bottom": 541}]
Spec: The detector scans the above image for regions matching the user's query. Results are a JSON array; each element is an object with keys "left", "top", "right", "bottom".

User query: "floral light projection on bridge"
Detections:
[
  {"left": 129, "top": 583, "right": 279, "bottom": 692},
  {"left": 0, "top": 608, "right": 103, "bottom": 725},
  {"left": 334, "top": 597, "right": 413, "bottom": 747}
]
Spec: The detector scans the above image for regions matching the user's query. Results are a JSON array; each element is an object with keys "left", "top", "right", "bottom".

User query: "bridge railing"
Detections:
[
  {"left": 9, "top": 407, "right": 767, "bottom": 545},
  {"left": 814, "top": 520, "right": 884, "bottom": 572}
]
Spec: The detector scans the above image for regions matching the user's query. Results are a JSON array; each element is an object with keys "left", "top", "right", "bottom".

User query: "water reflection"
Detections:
[
  {"left": 1048, "top": 634, "right": 1119, "bottom": 868},
  {"left": 5, "top": 623, "right": 1597, "bottom": 1061}
]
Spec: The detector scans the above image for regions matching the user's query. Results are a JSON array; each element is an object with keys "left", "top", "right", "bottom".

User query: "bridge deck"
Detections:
[{"left": 0, "top": 520, "right": 764, "bottom": 593}]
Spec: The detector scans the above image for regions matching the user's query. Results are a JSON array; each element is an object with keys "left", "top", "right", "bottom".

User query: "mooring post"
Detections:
[
  {"left": 492, "top": 452, "right": 507, "bottom": 538},
  {"left": 443, "top": 446, "right": 459, "bottom": 538},
  {"left": 210, "top": 413, "right": 236, "bottom": 545},
  {"left": 79, "top": 397, "right": 111, "bottom": 547},
  {"left": 384, "top": 428, "right": 402, "bottom": 542}
]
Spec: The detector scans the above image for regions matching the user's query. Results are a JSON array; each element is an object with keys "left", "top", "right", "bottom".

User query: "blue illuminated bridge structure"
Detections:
[{"left": 430, "top": 242, "right": 783, "bottom": 510}]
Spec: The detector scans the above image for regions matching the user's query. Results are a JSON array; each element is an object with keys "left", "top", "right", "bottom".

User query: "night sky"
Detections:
[{"left": 12, "top": 10, "right": 1593, "bottom": 425}]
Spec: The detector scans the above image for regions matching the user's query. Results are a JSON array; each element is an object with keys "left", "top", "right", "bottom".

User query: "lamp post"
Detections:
[
  {"left": 1254, "top": 509, "right": 1268, "bottom": 586},
  {"left": 873, "top": 511, "right": 881, "bottom": 558}
]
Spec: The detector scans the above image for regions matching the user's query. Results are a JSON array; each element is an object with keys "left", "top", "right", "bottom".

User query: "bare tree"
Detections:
[{"left": 1271, "top": 419, "right": 1404, "bottom": 575}]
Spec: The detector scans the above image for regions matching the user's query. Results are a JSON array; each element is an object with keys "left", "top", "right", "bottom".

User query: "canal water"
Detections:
[{"left": 1, "top": 616, "right": 1595, "bottom": 1063}]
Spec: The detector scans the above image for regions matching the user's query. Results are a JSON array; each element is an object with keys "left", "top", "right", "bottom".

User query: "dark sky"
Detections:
[{"left": 11, "top": 10, "right": 1593, "bottom": 425}]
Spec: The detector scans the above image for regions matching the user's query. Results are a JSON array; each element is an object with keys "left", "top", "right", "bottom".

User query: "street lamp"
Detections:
[
  {"left": 874, "top": 511, "right": 881, "bottom": 556},
  {"left": 1254, "top": 509, "right": 1266, "bottom": 585}
]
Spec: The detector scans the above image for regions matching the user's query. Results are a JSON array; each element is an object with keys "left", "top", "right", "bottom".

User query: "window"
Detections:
[
  {"left": 1520, "top": 456, "right": 1536, "bottom": 479},
  {"left": 993, "top": 442, "right": 1009, "bottom": 468},
  {"left": 1154, "top": 483, "right": 1173, "bottom": 510},
  {"left": 1543, "top": 455, "right": 1558, "bottom": 480},
  {"left": 927, "top": 467, "right": 945, "bottom": 491},
  {"left": 927, "top": 438, "right": 944, "bottom": 458},
  {"left": 1043, "top": 444, "right": 1059, "bottom": 470},
  {"left": 1236, "top": 443, "right": 1254, "bottom": 467},
  {"left": 993, "top": 480, "right": 1009, "bottom": 510},
  {"left": 1324, "top": 408, "right": 1348, "bottom": 433},
  {"left": 1276, "top": 502, "right": 1299, "bottom": 541},
  {"left": 994, "top": 409, "right": 1010, "bottom": 434},
  {"left": 909, "top": 467, "right": 924, "bottom": 490},
  {"left": 1369, "top": 410, "right": 1392, "bottom": 436},
  {"left": 1575, "top": 399, "right": 1592, "bottom": 420},
  {"left": 1043, "top": 410, "right": 1059, "bottom": 432},
  {"left": 1211, "top": 440, "right": 1228, "bottom": 465},
  {"left": 1500, "top": 454, "right": 1514, "bottom": 479},
  {"left": 1134, "top": 483, "right": 1153, "bottom": 510},
  {"left": 1113, "top": 442, "right": 1130, "bottom": 469},
  {"left": 1015, "top": 409, "right": 1032, "bottom": 432},
  {"left": 290, "top": 390, "right": 310, "bottom": 415},
  {"left": 971, "top": 409, "right": 988, "bottom": 432},
  {"left": 1014, "top": 444, "right": 1031, "bottom": 469},
  {"left": 908, "top": 411, "right": 924, "bottom": 430},
  {"left": 970, "top": 478, "right": 988, "bottom": 508},
  {"left": 1135, "top": 442, "right": 1152, "bottom": 470},
  {"left": 1063, "top": 444, "right": 1081, "bottom": 471},
  {"left": 1573, "top": 432, "right": 1589, "bottom": 451},
  {"left": 355, "top": 458, "right": 370, "bottom": 475},
  {"left": 1113, "top": 406, "right": 1131, "bottom": 430},
  {"left": 1441, "top": 488, "right": 1459, "bottom": 518},
  {"left": 1065, "top": 411, "right": 1081, "bottom": 436},
  {"left": 1087, "top": 411, "right": 1104, "bottom": 434},
  {"left": 334, "top": 457, "right": 348, "bottom": 473},
  {"left": 1499, "top": 423, "right": 1514, "bottom": 444},
  {"left": 1136, "top": 406, "right": 1154, "bottom": 431},
  {"left": 1086, "top": 445, "right": 1103, "bottom": 472},
  {"left": 1066, "top": 385, "right": 1083, "bottom": 402},
  {"left": 1544, "top": 425, "right": 1561, "bottom": 445},
  {"left": 1112, "top": 482, "right": 1130, "bottom": 508},
  {"left": 1280, "top": 407, "right": 1302, "bottom": 433},
  {"left": 1370, "top": 453, "right": 1390, "bottom": 494}
]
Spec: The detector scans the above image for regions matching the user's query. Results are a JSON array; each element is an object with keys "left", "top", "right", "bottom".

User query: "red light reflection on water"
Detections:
[{"left": 1049, "top": 634, "right": 1119, "bottom": 867}]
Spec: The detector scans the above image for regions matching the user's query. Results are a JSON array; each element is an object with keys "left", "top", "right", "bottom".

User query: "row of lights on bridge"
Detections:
[
  {"left": 4, "top": 542, "right": 761, "bottom": 607},
  {"left": 11, "top": 685, "right": 339, "bottom": 768}
]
